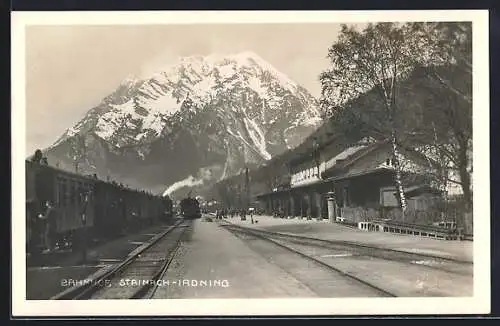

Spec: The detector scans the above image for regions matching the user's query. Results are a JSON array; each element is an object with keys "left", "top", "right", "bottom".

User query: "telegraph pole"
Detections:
[
  {"left": 245, "top": 167, "right": 252, "bottom": 223},
  {"left": 245, "top": 167, "right": 250, "bottom": 208}
]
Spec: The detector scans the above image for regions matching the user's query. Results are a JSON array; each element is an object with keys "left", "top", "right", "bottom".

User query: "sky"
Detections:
[{"left": 24, "top": 23, "right": 357, "bottom": 156}]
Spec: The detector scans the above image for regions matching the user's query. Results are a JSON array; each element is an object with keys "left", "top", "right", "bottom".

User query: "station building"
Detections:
[{"left": 255, "top": 137, "right": 447, "bottom": 223}]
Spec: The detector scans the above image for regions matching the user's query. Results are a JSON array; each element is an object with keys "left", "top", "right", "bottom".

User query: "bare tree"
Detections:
[
  {"left": 407, "top": 22, "right": 473, "bottom": 211},
  {"left": 408, "top": 22, "right": 472, "bottom": 105},
  {"left": 407, "top": 66, "right": 472, "bottom": 211}
]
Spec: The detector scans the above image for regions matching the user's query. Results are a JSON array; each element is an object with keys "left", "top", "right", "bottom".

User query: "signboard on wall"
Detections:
[
  {"left": 380, "top": 187, "right": 399, "bottom": 207},
  {"left": 291, "top": 165, "right": 321, "bottom": 188}
]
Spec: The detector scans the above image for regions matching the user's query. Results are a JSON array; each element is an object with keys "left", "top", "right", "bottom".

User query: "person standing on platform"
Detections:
[{"left": 40, "top": 200, "right": 56, "bottom": 253}]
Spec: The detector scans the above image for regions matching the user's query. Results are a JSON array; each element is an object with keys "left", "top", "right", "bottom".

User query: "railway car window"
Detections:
[
  {"left": 86, "top": 186, "right": 92, "bottom": 202},
  {"left": 60, "top": 180, "right": 67, "bottom": 206},
  {"left": 73, "top": 182, "right": 79, "bottom": 206},
  {"left": 86, "top": 186, "right": 92, "bottom": 201},
  {"left": 57, "top": 179, "right": 64, "bottom": 207},
  {"left": 56, "top": 178, "right": 61, "bottom": 206},
  {"left": 77, "top": 183, "right": 83, "bottom": 204},
  {"left": 61, "top": 180, "right": 67, "bottom": 206},
  {"left": 83, "top": 184, "right": 88, "bottom": 201},
  {"left": 68, "top": 181, "right": 74, "bottom": 206},
  {"left": 78, "top": 189, "right": 82, "bottom": 204},
  {"left": 67, "top": 181, "right": 72, "bottom": 205},
  {"left": 77, "top": 183, "right": 82, "bottom": 204}
]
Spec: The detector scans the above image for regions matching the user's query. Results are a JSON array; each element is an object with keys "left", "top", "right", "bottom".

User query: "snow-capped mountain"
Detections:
[{"left": 43, "top": 51, "right": 322, "bottom": 198}]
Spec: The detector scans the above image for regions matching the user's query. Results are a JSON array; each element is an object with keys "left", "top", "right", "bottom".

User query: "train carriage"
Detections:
[
  {"left": 26, "top": 159, "right": 174, "bottom": 255},
  {"left": 115, "top": 186, "right": 130, "bottom": 232},
  {"left": 55, "top": 173, "right": 95, "bottom": 233},
  {"left": 149, "top": 195, "right": 162, "bottom": 224},
  {"left": 93, "top": 180, "right": 123, "bottom": 238},
  {"left": 140, "top": 193, "right": 150, "bottom": 222},
  {"left": 136, "top": 191, "right": 147, "bottom": 227},
  {"left": 26, "top": 160, "right": 96, "bottom": 252},
  {"left": 160, "top": 197, "right": 174, "bottom": 221},
  {"left": 124, "top": 189, "right": 138, "bottom": 230},
  {"left": 160, "top": 198, "right": 174, "bottom": 220},
  {"left": 26, "top": 161, "right": 38, "bottom": 248}
]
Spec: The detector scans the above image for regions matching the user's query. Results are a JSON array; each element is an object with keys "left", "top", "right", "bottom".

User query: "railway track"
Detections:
[
  {"left": 220, "top": 221, "right": 472, "bottom": 276},
  {"left": 52, "top": 219, "right": 191, "bottom": 300},
  {"left": 28, "top": 221, "right": 179, "bottom": 268},
  {"left": 221, "top": 221, "right": 397, "bottom": 297}
]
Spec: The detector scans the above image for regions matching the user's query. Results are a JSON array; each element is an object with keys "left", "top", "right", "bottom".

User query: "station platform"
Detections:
[
  {"left": 226, "top": 215, "right": 473, "bottom": 263},
  {"left": 152, "top": 218, "right": 319, "bottom": 298},
  {"left": 27, "top": 220, "right": 178, "bottom": 299}
]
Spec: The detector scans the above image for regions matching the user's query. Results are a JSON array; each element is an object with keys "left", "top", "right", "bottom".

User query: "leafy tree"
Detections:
[
  {"left": 320, "top": 23, "right": 421, "bottom": 218},
  {"left": 320, "top": 22, "right": 473, "bottom": 219},
  {"left": 320, "top": 23, "right": 472, "bottom": 222}
]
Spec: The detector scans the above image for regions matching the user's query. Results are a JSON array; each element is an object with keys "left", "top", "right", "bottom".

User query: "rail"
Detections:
[
  {"left": 221, "top": 222, "right": 397, "bottom": 297},
  {"left": 220, "top": 219, "right": 471, "bottom": 264},
  {"left": 51, "top": 219, "right": 185, "bottom": 300}
]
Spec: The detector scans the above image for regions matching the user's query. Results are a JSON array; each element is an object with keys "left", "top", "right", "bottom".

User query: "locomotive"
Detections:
[
  {"left": 25, "top": 160, "right": 173, "bottom": 255},
  {"left": 179, "top": 197, "right": 202, "bottom": 219}
]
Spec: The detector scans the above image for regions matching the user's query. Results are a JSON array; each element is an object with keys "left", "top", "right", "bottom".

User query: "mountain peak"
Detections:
[
  {"left": 120, "top": 74, "right": 140, "bottom": 86},
  {"left": 205, "top": 50, "right": 264, "bottom": 64},
  {"left": 87, "top": 51, "right": 319, "bottom": 148},
  {"left": 45, "top": 51, "right": 322, "bottom": 197},
  {"left": 141, "top": 51, "right": 288, "bottom": 84},
  {"left": 177, "top": 50, "right": 264, "bottom": 64}
]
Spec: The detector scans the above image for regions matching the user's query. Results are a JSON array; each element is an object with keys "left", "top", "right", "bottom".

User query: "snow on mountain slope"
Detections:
[{"left": 44, "top": 51, "right": 322, "bottom": 199}]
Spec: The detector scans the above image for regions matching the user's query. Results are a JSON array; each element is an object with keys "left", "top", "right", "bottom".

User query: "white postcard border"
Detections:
[{"left": 11, "top": 10, "right": 490, "bottom": 316}]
